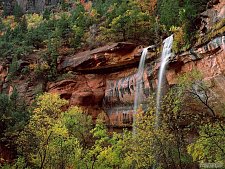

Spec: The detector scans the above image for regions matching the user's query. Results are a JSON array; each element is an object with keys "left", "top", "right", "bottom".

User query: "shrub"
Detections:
[
  {"left": 26, "top": 23, "right": 49, "bottom": 49},
  {"left": 8, "top": 56, "right": 19, "bottom": 80},
  {"left": 0, "top": 17, "right": 33, "bottom": 59},
  {"left": 158, "top": 0, "right": 180, "bottom": 30},
  {"left": 26, "top": 13, "right": 44, "bottom": 30},
  {"left": 13, "top": 3, "right": 23, "bottom": 21}
]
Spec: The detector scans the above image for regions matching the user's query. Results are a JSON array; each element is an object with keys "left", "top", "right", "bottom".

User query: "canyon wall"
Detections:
[
  {"left": 48, "top": 1, "right": 225, "bottom": 128},
  {"left": 0, "top": 1, "right": 225, "bottom": 129}
]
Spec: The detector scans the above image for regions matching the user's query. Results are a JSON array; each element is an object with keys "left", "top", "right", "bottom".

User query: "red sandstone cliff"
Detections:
[{"left": 0, "top": 1, "right": 225, "bottom": 128}]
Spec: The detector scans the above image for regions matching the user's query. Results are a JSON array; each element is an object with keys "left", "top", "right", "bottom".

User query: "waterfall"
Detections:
[
  {"left": 156, "top": 35, "right": 174, "bottom": 126},
  {"left": 134, "top": 47, "right": 149, "bottom": 113},
  {"left": 133, "top": 46, "right": 154, "bottom": 130}
]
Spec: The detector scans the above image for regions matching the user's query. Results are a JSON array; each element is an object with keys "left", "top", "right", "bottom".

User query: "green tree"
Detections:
[
  {"left": 0, "top": 88, "right": 29, "bottom": 162},
  {"left": 83, "top": 121, "right": 110, "bottom": 168},
  {"left": 63, "top": 106, "right": 93, "bottom": 147},
  {"left": 69, "top": 3, "right": 92, "bottom": 48},
  {"left": 82, "top": 117, "right": 125, "bottom": 169},
  {"left": 158, "top": 0, "right": 180, "bottom": 30},
  {"left": 17, "top": 93, "right": 95, "bottom": 169},
  {"left": 43, "top": 118, "right": 83, "bottom": 169},
  {"left": 187, "top": 122, "right": 225, "bottom": 164},
  {"left": 0, "top": 16, "right": 32, "bottom": 59},
  {"left": 99, "top": 0, "right": 155, "bottom": 43},
  {"left": 123, "top": 108, "right": 180, "bottom": 169},
  {"left": 8, "top": 56, "right": 19, "bottom": 80},
  {"left": 13, "top": 3, "right": 23, "bottom": 21},
  {"left": 158, "top": 0, "right": 210, "bottom": 50},
  {"left": 17, "top": 93, "right": 68, "bottom": 168},
  {"left": 125, "top": 71, "right": 213, "bottom": 168}
]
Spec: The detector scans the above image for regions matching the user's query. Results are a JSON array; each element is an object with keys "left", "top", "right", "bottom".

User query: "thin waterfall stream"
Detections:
[
  {"left": 156, "top": 35, "right": 174, "bottom": 126},
  {"left": 133, "top": 47, "right": 149, "bottom": 113},
  {"left": 133, "top": 46, "right": 154, "bottom": 132}
]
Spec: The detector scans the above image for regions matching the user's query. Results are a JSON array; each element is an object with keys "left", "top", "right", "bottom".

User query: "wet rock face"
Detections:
[
  {"left": 47, "top": 42, "right": 156, "bottom": 126},
  {"left": 0, "top": 35, "right": 224, "bottom": 128},
  {"left": 0, "top": 36, "right": 224, "bottom": 128},
  {"left": 165, "top": 35, "right": 225, "bottom": 119},
  {"left": 50, "top": 42, "right": 144, "bottom": 114},
  {"left": 103, "top": 72, "right": 150, "bottom": 127},
  {"left": 168, "top": 35, "right": 225, "bottom": 84}
]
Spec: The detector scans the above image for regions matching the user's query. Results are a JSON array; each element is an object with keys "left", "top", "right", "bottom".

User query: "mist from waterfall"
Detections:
[{"left": 156, "top": 35, "right": 174, "bottom": 126}]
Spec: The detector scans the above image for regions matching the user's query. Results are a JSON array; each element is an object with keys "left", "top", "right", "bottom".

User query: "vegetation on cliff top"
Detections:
[
  {"left": 0, "top": 0, "right": 213, "bottom": 82},
  {"left": 0, "top": 0, "right": 210, "bottom": 57}
]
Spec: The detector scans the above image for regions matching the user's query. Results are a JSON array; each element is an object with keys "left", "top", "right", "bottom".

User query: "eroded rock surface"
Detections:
[
  {"left": 199, "top": 0, "right": 225, "bottom": 33},
  {"left": 47, "top": 74, "right": 105, "bottom": 119},
  {"left": 167, "top": 36, "right": 225, "bottom": 84},
  {"left": 59, "top": 42, "right": 143, "bottom": 73}
]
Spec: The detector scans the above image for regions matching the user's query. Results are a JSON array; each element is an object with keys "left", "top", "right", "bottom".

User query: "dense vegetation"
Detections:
[
  {"left": 0, "top": 71, "right": 224, "bottom": 169},
  {"left": 0, "top": 0, "right": 213, "bottom": 82},
  {"left": 0, "top": 0, "right": 210, "bottom": 59},
  {"left": 1, "top": 0, "right": 225, "bottom": 169}
]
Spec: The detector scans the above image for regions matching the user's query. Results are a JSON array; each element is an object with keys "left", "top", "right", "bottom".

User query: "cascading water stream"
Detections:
[
  {"left": 134, "top": 47, "right": 149, "bottom": 113},
  {"left": 156, "top": 35, "right": 174, "bottom": 126},
  {"left": 133, "top": 46, "right": 154, "bottom": 133}
]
